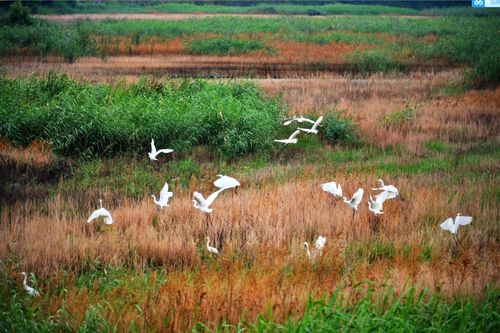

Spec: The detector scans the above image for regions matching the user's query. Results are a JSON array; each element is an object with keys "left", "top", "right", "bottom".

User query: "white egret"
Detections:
[
  {"left": 274, "top": 130, "right": 301, "bottom": 144},
  {"left": 148, "top": 138, "right": 173, "bottom": 161},
  {"left": 283, "top": 116, "right": 315, "bottom": 126},
  {"left": 298, "top": 116, "right": 323, "bottom": 134},
  {"left": 372, "top": 179, "right": 399, "bottom": 200},
  {"left": 21, "top": 272, "right": 39, "bottom": 297},
  {"left": 440, "top": 213, "right": 472, "bottom": 234},
  {"left": 206, "top": 236, "right": 219, "bottom": 255},
  {"left": 321, "top": 181, "right": 342, "bottom": 198},
  {"left": 214, "top": 175, "right": 240, "bottom": 190},
  {"left": 343, "top": 188, "right": 364, "bottom": 217},
  {"left": 192, "top": 188, "right": 227, "bottom": 214},
  {"left": 367, "top": 190, "right": 389, "bottom": 216},
  {"left": 303, "top": 235, "right": 327, "bottom": 260},
  {"left": 87, "top": 199, "right": 113, "bottom": 225},
  {"left": 151, "top": 182, "right": 173, "bottom": 209}
]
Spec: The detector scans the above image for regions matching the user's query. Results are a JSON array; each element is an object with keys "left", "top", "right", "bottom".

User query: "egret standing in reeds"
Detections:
[
  {"left": 151, "top": 182, "right": 173, "bottom": 209},
  {"left": 298, "top": 116, "right": 323, "bottom": 134},
  {"left": 21, "top": 272, "right": 39, "bottom": 297},
  {"left": 303, "top": 236, "right": 327, "bottom": 261},
  {"left": 148, "top": 138, "right": 173, "bottom": 161},
  {"left": 206, "top": 236, "right": 219, "bottom": 255},
  {"left": 87, "top": 199, "right": 113, "bottom": 225}
]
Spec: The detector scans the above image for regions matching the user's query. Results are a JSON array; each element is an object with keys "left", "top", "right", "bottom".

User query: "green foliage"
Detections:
[
  {"left": 8, "top": 0, "right": 32, "bottom": 26},
  {"left": 186, "top": 38, "right": 268, "bottom": 56},
  {"left": 320, "top": 112, "right": 359, "bottom": 145},
  {"left": 349, "top": 48, "right": 408, "bottom": 73},
  {"left": 268, "top": 286, "right": 500, "bottom": 332},
  {"left": 0, "top": 75, "right": 283, "bottom": 159},
  {"left": 383, "top": 105, "right": 417, "bottom": 130}
]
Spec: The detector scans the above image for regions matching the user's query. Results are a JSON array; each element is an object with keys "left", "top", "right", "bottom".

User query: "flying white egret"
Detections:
[
  {"left": 372, "top": 179, "right": 400, "bottom": 200},
  {"left": 367, "top": 190, "right": 389, "bottom": 216},
  {"left": 343, "top": 188, "right": 364, "bottom": 217},
  {"left": 298, "top": 116, "right": 323, "bottom": 134},
  {"left": 148, "top": 139, "right": 173, "bottom": 161},
  {"left": 87, "top": 199, "right": 113, "bottom": 225},
  {"left": 151, "top": 182, "right": 173, "bottom": 209},
  {"left": 274, "top": 130, "right": 301, "bottom": 144},
  {"left": 321, "top": 181, "right": 342, "bottom": 198},
  {"left": 214, "top": 175, "right": 240, "bottom": 190},
  {"left": 283, "top": 116, "right": 316, "bottom": 126},
  {"left": 206, "top": 236, "right": 219, "bottom": 255},
  {"left": 192, "top": 188, "right": 227, "bottom": 214},
  {"left": 21, "top": 272, "right": 39, "bottom": 297},
  {"left": 304, "top": 235, "right": 327, "bottom": 260},
  {"left": 440, "top": 213, "right": 472, "bottom": 234}
]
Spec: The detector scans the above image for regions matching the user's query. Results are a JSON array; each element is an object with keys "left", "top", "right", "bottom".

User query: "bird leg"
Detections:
[{"left": 399, "top": 194, "right": 406, "bottom": 202}]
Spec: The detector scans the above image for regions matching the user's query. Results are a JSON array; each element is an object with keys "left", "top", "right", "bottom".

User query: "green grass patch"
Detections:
[
  {"left": 186, "top": 37, "right": 267, "bottom": 56},
  {"left": 0, "top": 74, "right": 283, "bottom": 159},
  {"left": 320, "top": 111, "right": 359, "bottom": 146}
]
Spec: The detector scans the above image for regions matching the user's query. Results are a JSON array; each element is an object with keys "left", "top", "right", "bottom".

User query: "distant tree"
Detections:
[{"left": 8, "top": 0, "right": 32, "bottom": 25}]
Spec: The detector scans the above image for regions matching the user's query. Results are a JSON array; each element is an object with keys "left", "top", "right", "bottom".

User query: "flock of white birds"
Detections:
[{"left": 22, "top": 117, "right": 473, "bottom": 296}]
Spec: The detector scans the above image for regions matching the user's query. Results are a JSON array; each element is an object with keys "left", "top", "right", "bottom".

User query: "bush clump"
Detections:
[
  {"left": 320, "top": 112, "right": 359, "bottom": 145},
  {"left": 0, "top": 74, "right": 283, "bottom": 159}
]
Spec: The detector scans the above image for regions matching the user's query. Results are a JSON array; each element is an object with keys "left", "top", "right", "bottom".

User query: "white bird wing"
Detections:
[
  {"left": 156, "top": 148, "right": 173, "bottom": 155},
  {"left": 214, "top": 175, "right": 240, "bottom": 189},
  {"left": 352, "top": 188, "right": 364, "bottom": 205},
  {"left": 321, "top": 181, "right": 342, "bottom": 196},
  {"left": 205, "top": 188, "right": 226, "bottom": 207},
  {"left": 288, "top": 130, "right": 301, "bottom": 140},
  {"left": 375, "top": 190, "right": 390, "bottom": 206},
  {"left": 300, "top": 117, "right": 316, "bottom": 124},
  {"left": 440, "top": 218, "right": 455, "bottom": 232},
  {"left": 87, "top": 208, "right": 113, "bottom": 224},
  {"left": 193, "top": 192, "right": 206, "bottom": 207},
  {"left": 455, "top": 215, "right": 472, "bottom": 226},
  {"left": 311, "top": 116, "right": 323, "bottom": 130},
  {"left": 159, "top": 182, "right": 173, "bottom": 201},
  {"left": 150, "top": 139, "right": 156, "bottom": 154},
  {"left": 315, "top": 236, "right": 326, "bottom": 250},
  {"left": 283, "top": 118, "right": 295, "bottom": 125}
]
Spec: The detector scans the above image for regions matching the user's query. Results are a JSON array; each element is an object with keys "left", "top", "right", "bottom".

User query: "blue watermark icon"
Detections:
[{"left": 472, "top": 0, "right": 500, "bottom": 7}]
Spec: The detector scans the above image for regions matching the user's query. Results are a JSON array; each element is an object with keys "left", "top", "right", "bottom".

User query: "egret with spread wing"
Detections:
[
  {"left": 321, "top": 181, "right": 342, "bottom": 198},
  {"left": 283, "top": 116, "right": 315, "bottom": 126},
  {"left": 298, "top": 116, "right": 323, "bottom": 134},
  {"left": 151, "top": 182, "right": 173, "bottom": 209},
  {"left": 372, "top": 179, "right": 400, "bottom": 200},
  {"left": 274, "top": 130, "right": 301, "bottom": 144},
  {"left": 87, "top": 199, "right": 113, "bottom": 225},
  {"left": 343, "top": 188, "right": 364, "bottom": 218},
  {"left": 148, "top": 139, "right": 173, "bottom": 161},
  {"left": 193, "top": 188, "right": 227, "bottom": 214},
  {"left": 440, "top": 213, "right": 472, "bottom": 234},
  {"left": 368, "top": 190, "right": 389, "bottom": 216}
]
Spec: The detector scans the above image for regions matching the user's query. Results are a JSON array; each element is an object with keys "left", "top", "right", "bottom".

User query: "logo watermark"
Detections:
[{"left": 472, "top": 0, "right": 500, "bottom": 7}]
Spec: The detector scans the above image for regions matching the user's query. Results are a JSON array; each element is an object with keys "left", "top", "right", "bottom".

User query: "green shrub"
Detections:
[
  {"left": 186, "top": 38, "right": 267, "bottom": 56},
  {"left": 8, "top": 0, "right": 32, "bottom": 26},
  {"left": 0, "top": 75, "right": 283, "bottom": 159},
  {"left": 349, "top": 48, "right": 408, "bottom": 73},
  {"left": 383, "top": 105, "right": 417, "bottom": 130},
  {"left": 320, "top": 112, "right": 359, "bottom": 145}
]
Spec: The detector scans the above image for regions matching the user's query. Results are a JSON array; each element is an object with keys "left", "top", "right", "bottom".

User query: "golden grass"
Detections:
[{"left": 1, "top": 172, "right": 498, "bottom": 329}]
